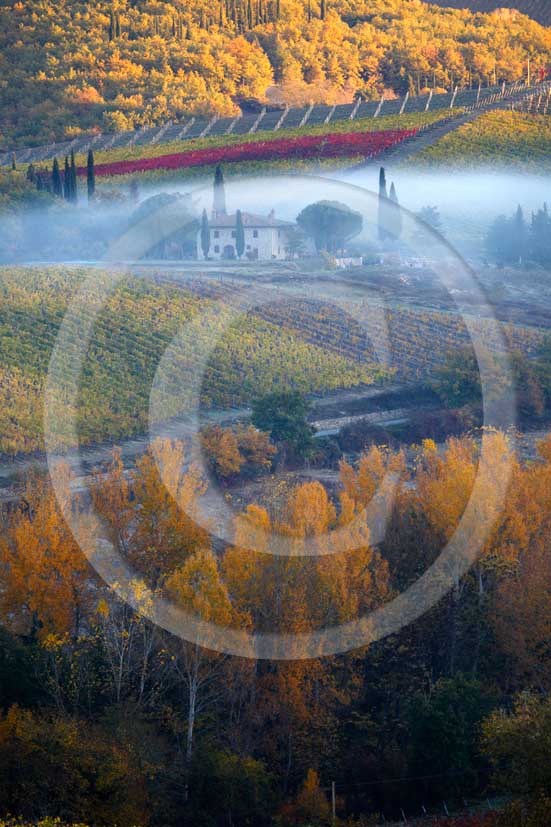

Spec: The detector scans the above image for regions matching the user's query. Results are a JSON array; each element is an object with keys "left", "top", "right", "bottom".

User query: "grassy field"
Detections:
[
  {"left": 0, "top": 267, "right": 384, "bottom": 456},
  {"left": 411, "top": 109, "right": 551, "bottom": 171}
]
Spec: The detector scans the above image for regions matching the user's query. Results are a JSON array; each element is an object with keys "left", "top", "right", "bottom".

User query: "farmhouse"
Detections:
[
  {"left": 199, "top": 210, "right": 295, "bottom": 261},
  {"left": 197, "top": 166, "right": 296, "bottom": 261}
]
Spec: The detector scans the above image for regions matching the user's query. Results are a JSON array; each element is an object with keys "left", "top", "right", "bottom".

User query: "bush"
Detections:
[{"left": 495, "top": 796, "right": 551, "bottom": 827}]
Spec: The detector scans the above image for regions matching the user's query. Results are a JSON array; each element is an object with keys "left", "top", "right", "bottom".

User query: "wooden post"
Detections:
[
  {"left": 331, "top": 781, "right": 336, "bottom": 824},
  {"left": 374, "top": 95, "right": 384, "bottom": 117}
]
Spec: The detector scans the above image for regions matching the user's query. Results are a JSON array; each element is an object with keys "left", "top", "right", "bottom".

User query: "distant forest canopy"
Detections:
[
  {"left": 1, "top": 0, "right": 550, "bottom": 147},
  {"left": 427, "top": 1, "right": 551, "bottom": 28}
]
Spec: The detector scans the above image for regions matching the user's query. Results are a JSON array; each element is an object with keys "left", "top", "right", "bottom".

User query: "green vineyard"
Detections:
[
  {"left": 412, "top": 110, "right": 551, "bottom": 171},
  {"left": 190, "top": 282, "right": 547, "bottom": 379},
  {"left": 0, "top": 267, "right": 383, "bottom": 455},
  {"left": 1, "top": 267, "right": 547, "bottom": 457}
]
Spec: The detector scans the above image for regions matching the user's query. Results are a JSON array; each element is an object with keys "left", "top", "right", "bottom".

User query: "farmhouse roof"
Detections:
[{"left": 209, "top": 211, "right": 294, "bottom": 229}]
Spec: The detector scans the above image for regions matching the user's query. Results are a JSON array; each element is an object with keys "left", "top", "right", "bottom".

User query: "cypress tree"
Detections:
[
  {"left": 11, "top": 153, "right": 16, "bottom": 171},
  {"left": 512, "top": 204, "right": 527, "bottom": 264},
  {"left": 115, "top": 12, "right": 121, "bottom": 37},
  {"left": 52, "top": 158, "right": 63, "bottom": 197},
  {"left": 388, "top": 182, "right": 402, "bottom": 240},
  {"left": 307, "top": 0, "right": 311, "bottom": 22},
  {"left": 235, "top": 210, "right": 245, "bottom": 259},
  {"left": 378, "top": 166, "right": 389, "bottom": 241},
  {"left": 26, "top": 163, "right": 36, "bottom": 183},
  {"left": 63, "top": 156, "right": 71, "bottom": 200},
  {"left": 320, "top": 0, "right": 326, "bottom": 19},
  {"left": 108, "top": 10, "right": 114, "bottom": 40},
  {"left": 213, "top": 165, "right": 227, "bottom": 215},
  {"left": 87, "top": 149, "right": 95, "bottom": 201},
  {"left": 70, "top": 150, "right": 78, "bottom": 203},
  {"left": 276, "top": 0, "right": 280, "bottom": 18},
  {"left": 201, "top": 209, "right": 211, "bottom": 259},
  {"left": 247, "top": 0, "right": 252, "bottom": 28}
]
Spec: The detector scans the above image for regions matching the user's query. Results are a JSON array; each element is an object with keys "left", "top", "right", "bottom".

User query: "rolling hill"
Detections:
[{"left": 1, "top": 0, "right": 550, "bottom": 150}]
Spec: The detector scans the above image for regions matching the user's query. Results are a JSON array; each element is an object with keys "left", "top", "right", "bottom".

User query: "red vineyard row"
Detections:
[{"left": 76, "top": 128, "right": 418, "bottom": 177}]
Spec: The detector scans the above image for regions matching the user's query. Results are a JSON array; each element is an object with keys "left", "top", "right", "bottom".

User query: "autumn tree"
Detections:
[
  {"left": 200, "top": 423, "right": 275, "bottom": 479},
  {"left": 91, "top": 440, "right": 209, "bottom": 587},
  {"left": 165, "top": 548, "right": 246, "bottom": 786},
  {"left": 0, "top": 705, "right": 150, "bottom": 824},
  {"left": 0, "top": 467, "right": 94, "bottom": 641},
  {"left": 483, "top": 694, "right": 551, "bottom": 803},
  {"left": 281, "top": 768, "right": 331, "bottom": 825}
]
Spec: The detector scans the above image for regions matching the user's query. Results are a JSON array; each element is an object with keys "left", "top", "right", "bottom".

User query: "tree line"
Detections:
[
  {"left": 486, "top": 202, "right": 551, "bottom": 266},
  {"left": 28, "top": 150, "right": 96, "bottom": 203}
]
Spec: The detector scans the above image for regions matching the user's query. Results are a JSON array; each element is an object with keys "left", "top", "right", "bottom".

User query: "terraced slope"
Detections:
[{"left": 0, "top": 82, "right": 526, "bottom": 169}]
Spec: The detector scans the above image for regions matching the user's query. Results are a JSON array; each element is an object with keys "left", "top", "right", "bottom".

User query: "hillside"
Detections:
[
  {"left": 427, "top": 1, "right": 551, "bottom": 27},
  {"left": 411, "top": 109, "right": 551, "bottom": 170},
  {"left": 1, "top": 0, "right": 550, "bottom": 149},
  {"left": 0, "top": 267, "right": 384, "bottom": 455}
]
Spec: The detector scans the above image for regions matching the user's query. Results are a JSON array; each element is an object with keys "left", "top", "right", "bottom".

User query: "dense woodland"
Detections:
[
  {"left": 1, "top": 0, "right": 551, "bottom": 147},
  {"left": 1, "top": 424, "right": 551, "bottom": 825}
]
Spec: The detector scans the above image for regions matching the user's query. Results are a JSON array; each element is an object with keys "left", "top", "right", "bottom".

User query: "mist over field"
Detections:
[{"left": 3, "top": 167, "right": 551, "bottom": 265}]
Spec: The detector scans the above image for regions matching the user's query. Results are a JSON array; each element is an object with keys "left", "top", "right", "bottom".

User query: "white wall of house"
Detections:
[{"left": 197, "top": 225, "right": 292, "bottom": 260}]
